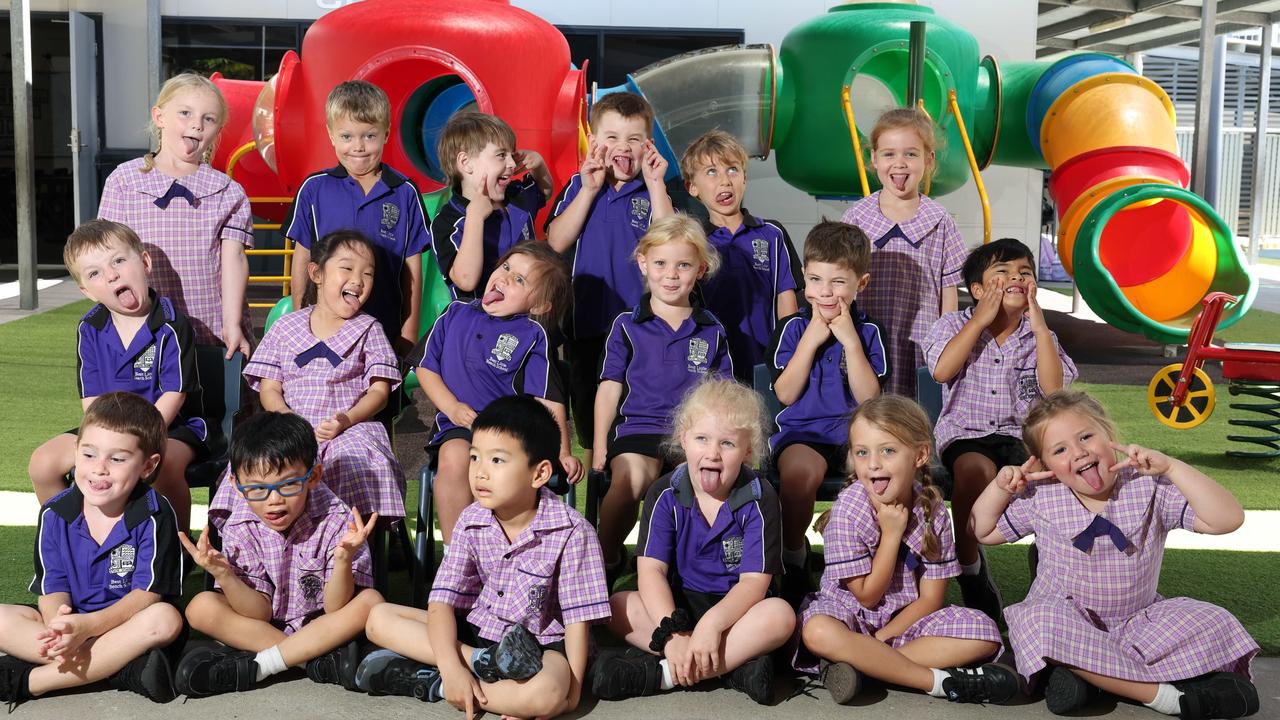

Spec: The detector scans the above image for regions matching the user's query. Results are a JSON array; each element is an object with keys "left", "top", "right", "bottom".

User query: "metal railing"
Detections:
[
  {"left": 1174, "top": 127, "right": 1280, "bottom": 243},
  {"left": 226, "top": 140, "right": 295, "bottom": 309}
]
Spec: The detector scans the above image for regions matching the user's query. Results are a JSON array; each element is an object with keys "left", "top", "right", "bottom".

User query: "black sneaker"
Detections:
[
  {"left": 1044, "top": 665, "right": 1099, "bottom": 714},
  {"left": 175, "top": 645, "right": 258, "bottom": 697},
  {"left": 305, "top": 639, "right": 360, "bottom": 690},
  {"left": 0, "top": 655, "right": 36, "bottom": 709},
  {"left": 355, "top": 649, "right": 442, "bottom": 701},
  {"left": 1176, "top": 672, "right": 1260, "bottom": 720},
  {"left": 819, "top": 660, "right": 862, "bottom": 705},
  {"left": 591, "top": 648, "right": 664, "bottom": 700},
  {"left": 957, "top": 551, "right": 1004, "bottom": 624},
  {"left": 941, "top": 663, "right": 1020, "bottom": 704},
  {"left": 472, "top": 625, "right": 543, "bottom": 683},
  {"left": 726, "top": 654, "right": 773, "bottom": 705},
  {"left": 109, "top": 648, "right": 176, "bottom": 703}
]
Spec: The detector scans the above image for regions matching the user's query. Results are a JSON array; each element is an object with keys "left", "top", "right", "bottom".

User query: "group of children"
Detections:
[{"left": 0, "top": 69, "right": 1260, "bottom": 720}]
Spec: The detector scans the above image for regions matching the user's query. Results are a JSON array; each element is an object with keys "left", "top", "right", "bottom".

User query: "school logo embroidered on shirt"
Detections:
[
  {"left": 487, "top": 333, "right": 520, "bottom": 371},
  {"left": 527, "top": 584, "right": 547, "bottom": 613},
  {"left": 751, "top": 237, "right": 771, "bottom": 270},
  {"left": 133, "top": 344, "right": 157, "bottom": 381},
  {"left": 381, "top": 203, "right": 400, "bottom": 230},
  {"left": 630, "top": 196, "right": 651, "bottom": 230},
  {"left": 687, "top": 337, "right": 709, "bottom": 373},
  {"left": 299, "top": 572, "right": 324, "bottom": 604},
  {"left": 109, "top": 544, "right": 136, "bottom": 577},
  {"left": 1015, "top": 369, "right": 1041, "bottom": 404},
  {"left": 721, "top": 536, "right": 743, "bottom": 568}
]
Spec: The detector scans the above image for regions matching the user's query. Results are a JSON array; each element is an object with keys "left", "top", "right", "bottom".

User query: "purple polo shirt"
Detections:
[
  {"left": 31, "top": 484, "right": 184, "bottom": 612},
  {"left": 430, "top": 176, "right": 544, "bottom": 301},
  {"left": 600, "top": 296, "right": 734, "bottom": 441},
  {"left": 546, "top": 174, "right": 655, "bottom": 339},
  {"left": 218, "top": 481, "right": 373, "bottom": 635},
  {"left": 419, "top": 300, "right": 560, "bottom": 445},
  {"left": 636, "top": 464, "right": 783, "bottom": 595},
  {"left": 924, "top": 308, "right": 1078, "bottom": 454},
  {"left": 699, "top": 211, "right": 801, "bottom": 375},
  {"left": 429, "top": 486, "right": 611, "bottom": 645},
  {"left": 76, "top": 290, "right": 207, "bottom": 442},
  {"left": 283, "top": 164, "right": 431, "bottom": 343},
  {"left": 768, "top": 306, "right": 888, "bottom": 454}
]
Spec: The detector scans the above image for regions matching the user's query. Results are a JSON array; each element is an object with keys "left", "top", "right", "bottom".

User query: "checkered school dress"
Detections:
[
  {"left": 794, "top": 480, "right": 1001, "bottom": 674},
  {"left": 996, "top": 468, "right": 1259, "bottom": 682},
  {"left": 841, "top": 192, "right": 965, "bottom": 398}
]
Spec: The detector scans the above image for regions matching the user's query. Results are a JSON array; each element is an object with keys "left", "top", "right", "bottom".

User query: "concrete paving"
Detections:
[{"left": 0, "top": 277, "right": 82, "bottom": 325}]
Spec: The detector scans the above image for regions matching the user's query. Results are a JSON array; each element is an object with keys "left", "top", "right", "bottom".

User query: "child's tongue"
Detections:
[
  {"left": 116, "top": 287, "right": 140, "bottom": 310},
  {"left": 871, "top": 478, "right": 890, "bottom": 495},
  {"left": 890, "top": 174, "right": 908, "bottom": 192},
  {"left": 482, "top": 288, "right": 504, "bottom": 306},
  {"left": 1079, "top": 463, "right": 1104, "bottom": 491},
  {"left": 699, "top": 468, "right": 721, "bottom": 493},
  {"left": 182, "top": 136, "right": 200, "bottom": 155},
  {"left": 613, "top": 155, "right": 634, "bottom": 177}
]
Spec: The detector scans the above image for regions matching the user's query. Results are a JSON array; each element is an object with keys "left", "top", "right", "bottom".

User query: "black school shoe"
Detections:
[
  {"left": 941, "top": 663, "right": 1020, "bottom": 704},
  {"left": 175, "top": 645, "right": 257, "bottom": 697},
  {"left": 781, "top": 563, "right": 815, "bottom": 610},
  {"left": 726, "top": 654, "right": 773, "bottom": 705},
  {"left": 109, "top": 648, "right": 177, "bottom": 703},
  {"left": 0, "top": 655, "right": 36, "bottom": 709},
  {"left": 1176, "top": 672, "right": 1260, "bottom": 720},
  {"left": 1044, "top": 665, "right": 1100, "bottom": 714},
  {"left": 306, "top": 639, "right": 360, "bottom": 690},
  {"left": 591, "top": 648, "right": 664, "bottom": 700},
  {"left": 355, "top": 649, "right": 442, "bottom": 701},
  {"left": 819, "top": 660, "right": 863, "bottom": 705},
  {"left": 472, "top": 625, "right": 543, "bottom": 683},
  {"left": 957, "top": 551, "right": 1004, "bottom": 625}
]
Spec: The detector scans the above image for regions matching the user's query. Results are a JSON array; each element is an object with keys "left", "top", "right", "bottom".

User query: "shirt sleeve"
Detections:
[
  {"left": 923, "top": 312, "right": 965, "bottom": 373},
  {"left": 823, "top": 488, "right": 873, "bottom": 582},
  {"left": 508, "top": 175, "right": 546, "bottom": 214},
  {"left": 859, "top": 315, "right": 890, "bottom": 380},
  {"left": 361, "top": 321, "right": 403, "bottom": 391},
  {"left": 77, "top": 320, "right": 105, "bottom": 398},
  {"left": 402, "top": 182, "right": 433, "bottom": 256},
  {"left": 428, "top": 521, "right": 482, "bottom": 609},
  {"left": 241, "top": 319, "right": 289, "bottom": 390},
  {"left": 711, "top": 325, "right": 735, "bottom": 378},
  {"left": 132, "top": 493, "right": 184, "bottom": 597},
  {"left": 635, "top": 476, "right": 677, "bottom": 566},
  {"left": 95, "top": 166, "right": 130, "bottom": 222},
  {"left": 556, "top": 522, "right": 612, "bottom": 626},
  {"left": 544, "top": 174, "right": 582, "bottom": 230},
  {"left": 30, "top": 505, "right": 70, "bottom": 597},
  {"left": 739, "top": 480, "right": 783, "bottom": 577},
  {"left": 938, "top": 214, "right": 966, "bottom": 288},
  {"left": 158, "top": 313, "right": 199, "bottom": 395},
  {"left": 419, "top": 303, "right": 455, "bottom": 375},
  {"left": 768, "top": 314, "right": 804, "bottom": 384},
  {"left": 282, "top": 180, "right": 317, "bottom": 248},
  {"left": 515, "top": 325, "right": 554, "bottom": 400},
  {"left": 430, "top": 203, "right": 466, "bottom": 294},
  {"left": 771, "top": 222, "right": 799, "bottom": 295},
  {"left": 1050, "top": 330, "right": 1079, "bottom": 388},
  {"left": 219, "top": 180, "right": 255, "bottom": 247},
  {"left": 920, "top": 500, "right": 960, "bottom": 580},
  {"left": 995, "top": 486, "right": 1039, "bottom": 543},
  {"left": 1153, "top": 474, "right": 1197, "bottom": 532},
  {"left": 598, "top": 315, "right": 631, "bottom": 383}
]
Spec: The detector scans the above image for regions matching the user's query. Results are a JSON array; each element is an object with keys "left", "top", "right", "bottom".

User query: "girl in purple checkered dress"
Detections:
[
  {"left": 211, "top": 231, "right": 405, "bottom": 523},
  {"left": 972, "top": 390, "right": 1260, "bottom": 718},
  {"left": 841, "top": 108, "right": 966, "bottom": 399},
  {"left": 796, "top": 395, "right": 1015, "bottom": 706}
]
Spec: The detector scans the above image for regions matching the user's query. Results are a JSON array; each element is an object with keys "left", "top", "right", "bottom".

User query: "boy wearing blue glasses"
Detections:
[{"left": 174, "top": 412, "right": 383, "bottom": 698}]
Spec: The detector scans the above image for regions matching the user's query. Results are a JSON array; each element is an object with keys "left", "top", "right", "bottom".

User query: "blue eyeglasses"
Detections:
[{"left": 234, "top": 465, "right": 315, "bottom": 502}]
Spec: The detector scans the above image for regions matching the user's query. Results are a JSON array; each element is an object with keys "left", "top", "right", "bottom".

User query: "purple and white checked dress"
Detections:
[
  {"left": 997, "top": 469, "right": 1259, "bottom": 682},
  {"left": 429, "top": 486, "right": 611, "bottom": 646},
  {"left": 794, "top": 481, "right": 1002, "bottom": 673},
  {"left": 842, "top": 192, "right": 965, "bottom": 398},
  {"left": 218, "top": 481, "right": 374, "bottom": 635},
  {"left": 210, "top": 307, "right": 405, "bottom": 521},
  {"left": 98, "top": 158, "right": 254, "bottom": 347}
]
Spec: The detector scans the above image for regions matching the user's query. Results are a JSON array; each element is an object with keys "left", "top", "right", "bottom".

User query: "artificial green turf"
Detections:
[{"left": 1216, "top": 307, "right": 1280, "bottom": 345}]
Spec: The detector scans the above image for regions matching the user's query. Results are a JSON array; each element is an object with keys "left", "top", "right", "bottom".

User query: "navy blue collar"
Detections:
[
  {"left": 50, "top": 482, "right": 157, "bottom": 530},
  {"left": 324, "top": 163, "right": 407, "bottom": 189},
  {"left": 701, "top": 208, "right": 764, "bottom": 236},
  {"left": 84, "top": 289, "right": 168, "bottom": 334},
  {"left": 633, "top": 293, "right": 717, "bottom": 326}
]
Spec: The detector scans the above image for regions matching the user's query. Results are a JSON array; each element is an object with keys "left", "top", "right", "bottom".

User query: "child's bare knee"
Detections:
[
  {"left": 138, "top": 603, "right": 184, "bottom": 645},
  {"left": 184, "top": 591, "right": 224, "bottom": 631}
]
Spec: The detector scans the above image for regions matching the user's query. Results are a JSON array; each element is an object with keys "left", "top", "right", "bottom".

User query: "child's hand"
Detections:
[
  {"left": 873, "top": 627, "right": 898, "bottom": 643},
  {"left": 315, "top": 411, "right": 352, "bottom": 442},
  {"left": 335, "top": 507, "right": 378, "bottom": 564},
  {"left": 801, "top": 308, "right": 832, "bottom": 347},
  {"left": 440, "top": 664, "right": 487, "bottom": 718},
  {"left": 1109, "top": 441, "right": 1173, "bottom": 476},
  {"left": 560, "top": 454, "right": 584, "bottom": 484},
  {"left": 464, "top": 173, "right": 495, "bottom": 216},
  {"left": 44, "top": 607, "right": 91, "bottom": 661},
  {"left": 223, "top": 325, "right": 251, "bottom": 360},
  {"left": 36, "top": 605, "right": 74, "bottom": 660},
  {"left": 641, "top": 140, "right": 668, "bottom": 187},
  {"left": 1026, "top": 277, "right": 1048, "bottom": 331},
  {"left": 994, "top": 457, "right": 1055, "bottom": 494},
  {"left": 973, "top": 275, "right": 1005, "bottom": 327},
  {"left": 828, "top": 299, "right": 858, "bottom": 346},
  {"left": 179, "top": 528, "right": 235, "bottom": 580},
  {"left": 513, "top": 149, "right": 545, "bottom": 177},
  {"left": 688, "top": 622, "right": 723, "bottom": 681},
  {"left": 875, "top": 501, "right": 910, "bottom": 540},
  {"left": 448, "top": 401, "right": 478, "bottom": 429},
  {"left": 580, "top": 140, "right": 607, "bottom": 193},
  {"left": 663, "top": 633, "right": 697, "bottom": 686}
]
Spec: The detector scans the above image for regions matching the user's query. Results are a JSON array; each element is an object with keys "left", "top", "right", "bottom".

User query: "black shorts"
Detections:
[
  {"left": 672, "top": 586, "right": 727, "bottom": 625},
  {"left": 605, "top": 433, "right": 671, "bottom": 467},
  {"left": 65, "top": 425, "right": 211, "bottom": 463},
  {"left": 941, "top": 434, "right": 1029, "bottom": 476},
  {"left": 426, "top": 427, "right": 472, "bottom": 469},
  {"left": 456, "top": 617, "right": 566, "bottom": 656},
  {"left": 770, "top": 441, "right": 849, "bottom": 478}
]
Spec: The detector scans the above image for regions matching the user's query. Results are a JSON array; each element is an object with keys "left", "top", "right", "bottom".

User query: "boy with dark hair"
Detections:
[
  {"left": 0, "top": 392, "right": 186, "bottom": 706},
  {"left": 924, "top": 237, "right": 1077, "bottom": 622},
  {"left": 175, "top": 411, "right": 382, "bottom": 697},
  {"left": 357, "top": 395, "right": 609, "bottom": 719}
]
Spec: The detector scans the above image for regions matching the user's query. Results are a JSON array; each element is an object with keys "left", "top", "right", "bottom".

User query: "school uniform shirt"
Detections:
[
  {"left": 429, "top": 486, "right": 611, "bottom": 646},
  {"left": 76, "top": 291, "right": 207, "bottom": 442},
  {"left": 431, "top": 177, "right": 544, "bottom": 302},
  {"left": 794, "top": 480, "right": 1000, "bottom": 676},
  {"left": 636, "top": 464, "right": 783, "bottom": 596},
  {"left": 98, "top": 158, "right": 254, "bottom": 346},
  {"left": 698, "top": 211, "right": 801, "bottom": 375},
  {"left": 210, "top": 307, "right": 405, "bottom": 521},
  {"left": 599, "top": 296, "right": 734, "bottom": 441},
  {"left": 924, "top": 308, "right": 1078, "bottom": 455},
  {"left": 419, "top": 300, "right": 561, "bottom": 445},
  {"left": 284, "top": 164, "right": 432, "bottom": 343},
  {"left": 31, "top": 484, "right": 184, "bottom": 613},
  {"left": 768, "top": 306, "right": 888, "bottom": 455},
  {"left": 841, "top": 191, "right": 966, "bottom": 398},
  {"left": 997, "top": 468, "right": 1258, "bottom": 682},
  {"left": 219, "top": 481, "right": 373, "bottom": 635},
  {"left": 546, "top": 174, "right": 656, "bottom": 340}
]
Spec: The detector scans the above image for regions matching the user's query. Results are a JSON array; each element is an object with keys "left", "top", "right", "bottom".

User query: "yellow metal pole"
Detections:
[
  {"left": 841, "top": 85, "right": 871, "bottom": 197},
  {"left": 948, "top": 89, "right": 991, "bottom": 244},
  {"left": 918, "top": 99, "right": 932, "bottom": 196}
]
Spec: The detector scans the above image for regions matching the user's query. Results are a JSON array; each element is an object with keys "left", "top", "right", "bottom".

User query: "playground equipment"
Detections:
[
  {"left": 212, "top": 0, "right": 1256, "bottom": 345},
  {"left": 1147, "top": 293, "right": 1280, "bottom": 456}
]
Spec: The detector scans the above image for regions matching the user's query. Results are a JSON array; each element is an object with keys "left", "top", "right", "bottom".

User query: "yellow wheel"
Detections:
[{"left": 1147, "top": 363, "right": 1216, "bottom": 429}]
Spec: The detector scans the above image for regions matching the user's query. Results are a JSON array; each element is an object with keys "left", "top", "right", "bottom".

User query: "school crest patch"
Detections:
[
  {"left": 687, "top": 337, "right": 709, "bottom": 373},
  {"left": 299, "top": 572, "right": 324, "bottom": 604},
  {"left": 109, "top": 544, "right": 136, "bottom": 577},
  {"left": 721, "top": 536, "right": 743, "bottom": 569},
  {"left": 133, "top": 344, "right": 157, "bottom": 381},
  {"left": 487, "top": 333, "right": 520, "bottom": 371},
  {"left": 381, "top": 202, "right": 400, "bottom": 230},
  {"left": 751, "top": 237, "right": 771, "bottom": 271},
  {"left": 629, "top": 196, "right": 651, "bottom": 230},
  {"left": 527, "top": 584, "right": 547, "bottom": 613},
  {"left": 1015, "top": 369, "right": 1041, "bottom": 404}
]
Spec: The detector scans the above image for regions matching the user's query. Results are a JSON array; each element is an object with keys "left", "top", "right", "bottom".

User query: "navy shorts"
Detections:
[
  {"left": 672, "top": 586, "right": 726, "bottom": 625},
  {"left": 770, "top": 441, "right": 849, "bottom": 478},
  {"left": 605, "top": 433, "right": 672, "bottom": 467},
  {"left": 456, "top": 616, "right": 566, "bottom": 656},
  {"left": 941, "top": 433, "right": 1029, "bottom": 476}
]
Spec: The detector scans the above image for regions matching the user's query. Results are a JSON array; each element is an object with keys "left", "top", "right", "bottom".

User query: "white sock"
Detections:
[
  {"left": 959, "top": 559, "right": 982, "bottom": 576},
  {"left": 254, "top": 645, "right": 287, "bottom": 681},
  {"left": 658, "top": 659, "right": 675, "bottom": 690},
  {"left": 1145, "top": 683, "right": 1183, "bottom": 716},
  {"left": 928, "top": 668, "right": 950, "bottom": 697},
  {"left": 783, "top": 546, "right": 808, "bottom": 568}
]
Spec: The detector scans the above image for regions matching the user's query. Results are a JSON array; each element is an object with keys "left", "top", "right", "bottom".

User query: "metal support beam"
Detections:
[
  {"left": 1206, "top": 34, "right": 1228, "bottom": 210},
  {"left": 1192, "top": 0, "right": 1221, "bottom": 199},
  {"left": 147, "top": 0, "right": 161, "bottom": 104},
  {"left": 1123, "top": 21, "right": 1257, "bottom": 53},
  {"left": 907, "top": 21, "right": 926, "bottom": 108},
  {"left": 1248, "top": 23, "right": 1273, "bottom": 266},
  {"left": 10, "top": 0, "right": 37, "bottom": 310},
  {"left": 1039, "top": 10, "right": 1125, "bottom": 40}
]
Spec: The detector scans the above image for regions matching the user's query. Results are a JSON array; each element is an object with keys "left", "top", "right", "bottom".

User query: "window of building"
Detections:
[
  {"left": 161, "top": 20, "right": 311, "bottom": 81},
  {"left": 558, "top": 27, "right": 745, "bottom": 88}
]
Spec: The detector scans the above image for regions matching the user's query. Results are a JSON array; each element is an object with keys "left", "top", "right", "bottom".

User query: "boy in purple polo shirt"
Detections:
[
  {"left": 769, "top": 221, "right": 887, "bottom": 605},
  {"left": 594, "top": 379, "right": 794, "bottom": 705},
  {"left": 285, "top": 80, "right": 431, "bottom": 355},
  {"left": 924, "top": 238, "right": 1077, "bottom": 622},
  {"left": 0, "top": 393, "right": 185, "bottom": 706},
  {"left": 29, "top": 219, "right": 208, "bottom": 533},
  {"left": 175, "top": 411, "right": 383, "bottom": 697},
  {"left": 431, "top": 111, "right": 554, "bottom": 302},
  {"left": 682, "top": 130, "right": 801, "bottom": 379},
  {"left": 356, "top": 396, "right": 610, "bottom": 719},
  {"left": 546, "top": 91, "right": 675, "bottom": 455}
]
